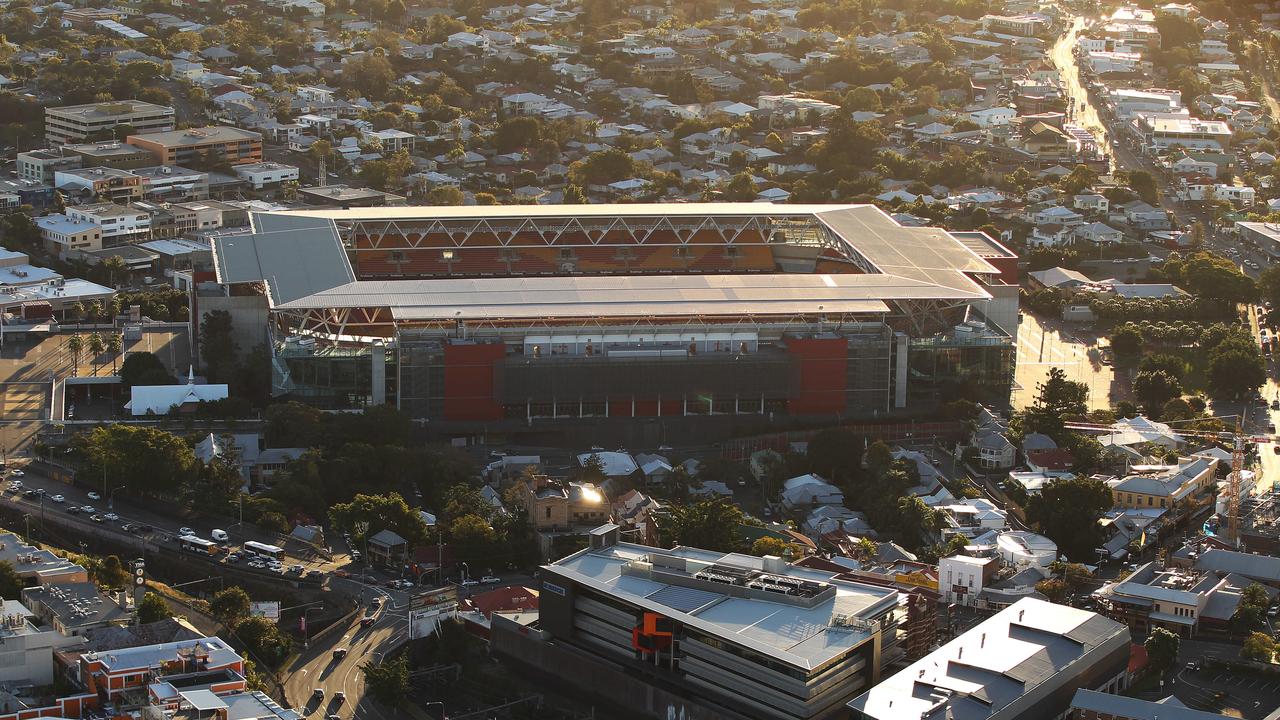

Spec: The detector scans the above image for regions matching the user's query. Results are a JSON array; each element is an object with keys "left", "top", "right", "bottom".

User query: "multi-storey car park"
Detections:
[{"left": 209, "top": 204, "right": 1018, "bottom": 442}]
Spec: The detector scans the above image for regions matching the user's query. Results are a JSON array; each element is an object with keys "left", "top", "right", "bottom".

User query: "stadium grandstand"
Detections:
[{"left": 209, "top": 204, "right": 1018, "bottom": 441}]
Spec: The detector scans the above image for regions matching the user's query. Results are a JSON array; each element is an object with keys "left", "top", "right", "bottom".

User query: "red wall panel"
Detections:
[
  {"left": 786, "top": 337, "right": 847, "bottom": 415},
  {"left": 443, "top": 342, "right": 506, "bottom": 421},
  {"left": 634, "top": 400, "right": 659, "bottom": 417},
  {"left": 660, "top": 399, "right": 682, "bottom": 416},
  {"left": 608, "top": 399, "right": 633, "bottom": 418}
]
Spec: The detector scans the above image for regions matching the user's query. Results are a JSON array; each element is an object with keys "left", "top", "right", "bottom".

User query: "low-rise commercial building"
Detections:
[
  {"left": 54, "top": 166, "right": 145, "bottom": 203},
  {"left": 1131, "top": 114, "right": 1232, "bottom": 151},
  {"left": 62, "top": 141, "right": 158, "bottom": 170},
  {"left": 36, "top": 213, "right": 104, "bottom": 257},
  {"left": 66, "top": 202, "right": 151, "bottom": 245},
  {"left": 126, "top": 126, "right": 263, "bottom": 167},
  {"left": 17, "top": 148, "right": 82, "bottom": 183},
  {"left": 21, "top": 582, "right": 134, "bottom": 636},
  {"left": 234, "top": 162, "right": 300, "bottom": 190}
]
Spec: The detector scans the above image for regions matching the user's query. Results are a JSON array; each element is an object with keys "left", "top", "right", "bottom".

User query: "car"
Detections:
[
  {"left": 247, "top": 560, "right": 265, "bottom": 569},
  {"left": 360, "top": 616, "right": 376, "bottom": 628},
  {"left": 225, "top": 553, "right": 240, "bottom": 563},
  {"left": 333, "top": 692, "right": 345, "bottom": 705},
  {"left": 10, "top": 470, "right": 22, "bottom": 477},
  {"left": 65, "top": 505, "right": 80, "bottom": 514},
  {"left": 312, "top": 688, "right": 324, "bottom": 701},
  {"left": 90, "top": 514, "right": 104, "bottom": 523},
  {"left": 370, "top": 596, "right": 383, "bottom": 607},
  {"left": 33, "top": 488, "right": 45, "bottom": 495},
  {"left": 121, "top": 522, "right": 134, "bottom": 532},
  {"left": 49, "top": 494, "right": 64, "bottom": 503},
  {"left": 86, "top": 492, "right": 100, "bottom": 501},
  {"left": 480, "top": 576, "right": 500, "bottom": 584},
  {"left": 8, "top": 479, "right": 20, "bottom": 488},
  {"left": 289, "top": 564, "right": 304, "bottom": 574},
  {"left": 81, "top": 506, "right": 95, "bottom": 513},
  {"left": 306, "top": 569, "right": 324, "bottom": 579},
  {"left": 399, "top": 579, "right": 415, "bottom": 589},
  {"left": 103, "top": 513, "right": 119, "bottom": 522},
  {"left": 22, "top": 489, "right": 37, "bottom": 498},
  {"left": 1186, "top": 661, "right": 1198, "bottom": 671},
  {"left": 1272, "top": 400, "right": 1279, "bottom": 410},
  {"left": 461, "top": 578, "right": 480, "bottom": 587},
  {"left": 1269, "top": 605, "right": 1279, "bottom": 618},
  {"left": 327, "top": 715, "right": 340, "bottom": 720},
  {"left": 333, "top": 648, "right": 348, "bottom": 660},
  {"left": 179, "top": 527, "right": 195, "bottom": 537}
]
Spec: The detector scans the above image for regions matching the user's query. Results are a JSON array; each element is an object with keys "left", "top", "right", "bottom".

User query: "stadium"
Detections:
[{"left": 210, "top": 204, "right": 1018, "bottom": 441}]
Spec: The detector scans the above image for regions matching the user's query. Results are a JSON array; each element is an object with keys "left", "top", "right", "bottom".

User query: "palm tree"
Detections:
[
  {"left": 67, "top": 335, "right": 83, "bottom": 377},
  {"left": 103, "top": 256, "right": 126, "bottom": 289},
  {"left": 71, "top": 302, "right": 85, "bottom": 323},
  {"left": 106, "top": 333, "right": 122, "bottom": 373},
  {"left": 88, "top": 300, "right": 104, "bottom": 323},
  {"left": 87, "top": 333, "right": 105, "bottom": 375},
  {"left": 109, "top": 296, "right": 123, "bottom": 326}
]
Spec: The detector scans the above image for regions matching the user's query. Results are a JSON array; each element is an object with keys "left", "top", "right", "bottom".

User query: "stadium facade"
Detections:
[{"left": 210, "top": 204, "right": 1017, "bottom": 440}]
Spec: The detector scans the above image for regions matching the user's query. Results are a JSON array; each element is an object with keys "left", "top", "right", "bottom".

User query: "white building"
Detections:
[
  {"left": 967, "top": 106, "right": 1017, "bottom": 127},
  {"left": 125, "top": 368, "right": 228, "bottom": 416},
  {"left": 363, "top": 128, "right": 416, "bottom": 153},
  {"left": 1132, "top": 113, "right": 1233, "bottom": 151},
  {"left": 65, "top": 203, "right": 150, "bottom": 245},
  {"left": 233, "top": 162, "right": 300, "bottom": 190},
  {"left": 35, "top": 214, "right": 103, "bottom": 256},
  {"left": 939, "top": 554, "right": 998, "bottom": 607}
]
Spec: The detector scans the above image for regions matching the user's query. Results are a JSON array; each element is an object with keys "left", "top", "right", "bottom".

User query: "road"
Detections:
[
  {"left": 1052, "top": 17, "right": 1108, "bottom": 142},
  {"left": 283, "top": 584, "right": 407, "bottom": 720}
]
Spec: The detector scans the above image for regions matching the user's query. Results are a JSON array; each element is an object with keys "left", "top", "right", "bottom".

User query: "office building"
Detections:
[
  {"left": 17, "top": 148, "right": 82, "bottom": 183},
  {"left": 45, "top": 100, "right": 176, "bottom": 145},
  {"left": 126, "top": 126, "right": 263, "bottom": 167},
  {"left": 537, "top": 524, "right": 902, "bottom": 720}
]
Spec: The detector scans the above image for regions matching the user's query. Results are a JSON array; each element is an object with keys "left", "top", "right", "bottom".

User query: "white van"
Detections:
[{"left": 211, "top": 529, "right": 229, "bottom": 543}]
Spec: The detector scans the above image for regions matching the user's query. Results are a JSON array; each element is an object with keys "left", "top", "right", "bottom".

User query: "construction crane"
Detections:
[{"left": 1063, "top": 415, "right": 1258, "bottom": 548}]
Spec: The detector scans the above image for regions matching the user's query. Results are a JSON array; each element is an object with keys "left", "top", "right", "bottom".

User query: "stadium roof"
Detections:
[
  {"left": 212, "top": 213, "right": 354, "bottom": 304},
  {"left": 272, "top": 273, "right": 988, "bottom": 319},
  {"left": 217, "top": 205, "right": 1000, "bottom": 312}
]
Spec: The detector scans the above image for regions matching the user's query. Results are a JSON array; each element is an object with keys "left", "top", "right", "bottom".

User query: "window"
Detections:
[{"left": 545, "top": 507, "right": 551, "bottom": 519}]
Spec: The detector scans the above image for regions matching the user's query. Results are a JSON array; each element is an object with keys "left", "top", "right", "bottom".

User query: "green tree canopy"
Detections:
[
  {"left": 806, "top": 428, "right": 864, "bottom": 485},
  {"left": 1110, "top": 325, "right": 1143, "bottom": 356},
  {"left": 1144, "top": 627, "right": 1180, "bottom": 674},
  {"left": 1025, "top": 476, "right": 1112, "bottom": 560},
  {"left": 1242, "top": 631, "right": 1276, "bottom": 662},
  {"left": 665, "top": 499, "right": 745, "bottom": 552},
  {"left": 200, "top": 310, "right": 238, "bottom": 383},
  {"left": 137, "top": 592, "right": 171, "bottom": 624},
  {"left": 0, "top": 560, "right": 23, "bottom": 599},
  {"left": 1133, "top": 369, "right": 1182, "bottom": 410},
  {"left": 209, "top": 586, "right": 251, "bottom": 627},
  {"left": 119, "top": 351, "right": 175, "bottom": 388},
  {"left": 329, "top": 493, "right": 430, "bottom": 548},
  {"left": 362, "top": 655, "right": 410, "bottom": 705},
  {"left": 1022, "top": 367, "right": 1088, "bottom": 440},
  {"left": 77, "top": 426, "right": 197, "bottom": 498}
]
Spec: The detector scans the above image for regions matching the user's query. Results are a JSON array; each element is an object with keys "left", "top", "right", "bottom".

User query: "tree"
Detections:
[
  {"left": 665, "top": 499, "right": 745, "bottom": 552},
  {"left": 137, "top": 592, "right": 171, "bottom": 623},
  {"left": 1155, "top": 14, "right": 1202, "bottom": 49},
  {"left": 1260, "top": 265, "right": 1280, "bottom": 308},
  {"left": 1022, "top": 367, "right": 1089, "bottom": 440},
  {"left": 119, "top": 351, "right": 175, "bottom": 388},
  {"left": 200, "top": 310, "right": 238, "bottom": 383},
  {"left": 329, "top": 493, "right": 430, "bottom": 548},
  {"left": 843, "top": 86, "right": 882, "bottom": 111},
  {"left": 77, "top": 425, "right": 198, "bottom": 498},
  {"left": 362, "top": 655, "right": 410, "bottom": 705},
  {"left": 209, "top": 586, "right": 251, "bottom": 627},
  {"left": 1242, "top": 631, "right": 1276, "bottom": 662},
  {"left": 426, "top": 186, "right": 465, "bottom": 205},
  {"left": 562, "top": 184, "right": 586, "bottom": 204},
  {"left": 235, "top": 616, "right": 292, "bottom": 662},
  {"left": 1034, "top": 577, "right": 1068, "bottom": 602},
  {"left": 1134, "top": 369, "right": 1182, "bottom": 409},
  {"left": 105, "top": 333, "right": 122, "bottom": 373},
  {"left": 1207, "top": 336, "right": 1266, "bottom": 398},
  {"left": 807, "top": 428, "right": 863, "bottom": 485},
  {"left": 1145, "top": 627, "right": 1180, "bottom": 675},
  {"left": 0, "top": 560, "right": 23, "bottom": 599},
  {"left": 494, "top": 116, "right": 543, "bottom": 153},
  {"left": 751, "top": 536, "right": 799, "bottom": 558},
  {"left": 95, "top": 555, "right": 130, "bottom": 589},
  {"left": 87, "top": 333, "right": 105, "bottom": 375},
  {"left": 1126, "top": 170, "right": 1160, "bottom": 205},
  {"left": 342, "top": 53, "right": 396, "bottom": 99},
  {"left": 264, "top": 401, "right": 325, "bottom": 448},
  {"left": 1025, "top": 476, "right": 1112, "bottom": 560},
  {"left": 1139, "top": 354, "right": 1187, "bottom": 380},
  {"left": 67, "top": 335, "right": 83, "bottom": 376},
  {"left": 570, "top": 148, "right": 636, "bottom": 186},
  {"left": 1110, "top": 325, "right": 1143, "bottom": 356}
]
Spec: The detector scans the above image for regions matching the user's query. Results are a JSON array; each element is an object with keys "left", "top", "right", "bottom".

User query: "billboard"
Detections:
[
  {"left": 410, "top": 586, "right": 458, "bottom": 612},
  {"left": 249, "top": 601, "right": 280, "bottom": 620}
]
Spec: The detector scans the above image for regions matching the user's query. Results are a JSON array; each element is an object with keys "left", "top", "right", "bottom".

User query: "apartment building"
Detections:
[
  {"left": 45, "top": 100, "right": 176, "bottom": 145},
  {"left": 538, "top": 525, "right": 901, "bottom": 720},
  {"left": 132, "top": 165, "right": 210, "bottom": 200},
  {"left": 126, "top": 126, "right": 263, "bottom": 167},
  {"left": 36, "top": 213, "right": 104, "bottom": 257},
  {"left": 66, "top": 203, "right": 151, "bottom": 245},
  {"left": 54, "top": 167, "right": 145, "bottom": 204},
  {"left": 62, "top": 141, "right": 157, "bottom": 170}
]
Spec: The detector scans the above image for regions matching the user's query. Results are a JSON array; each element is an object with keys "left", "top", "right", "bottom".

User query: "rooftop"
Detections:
[
  {"left": 23, "top": 581, "right": 132, "bottom": 629},
  {"left": 127, "top": 125, "right": 262, "bottom": 147},
  {"left": 48, "top": 99, "right": 174, "bottom": 118},
  {"left": 848, "top": 597, "right": 1129, "bottom": 720},
  {"left": 83, "top": 636, "right": 240, "bottom": 673},
  {"left": 545, "top": 540, "right": 898, "bottom": 671}
]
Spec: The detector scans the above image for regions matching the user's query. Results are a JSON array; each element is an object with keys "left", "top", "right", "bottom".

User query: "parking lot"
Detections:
[{"left": 1176, "top": 665, "right": 1280, "bottom": 718}]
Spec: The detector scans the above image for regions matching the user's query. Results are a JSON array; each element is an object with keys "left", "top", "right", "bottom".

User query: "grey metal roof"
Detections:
[
  {"left": 212, "top": 213, "right": 354, "bottom": 305},
  {"left": 1196, "top": 548, "right": 1280, "bottom": 583},
  {"left": 1071, "top": 689, "right": 1233, "bottom": 720},
  {"left": 274, "top": 274, "right": 929, "bottom": 319}
]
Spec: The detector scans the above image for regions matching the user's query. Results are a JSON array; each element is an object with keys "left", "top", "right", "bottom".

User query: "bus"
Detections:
[
  {"left": 242, "top": 541, "right": 285, "bottom": 562},
  {"left": 179, "top": 535, "right": 220, "bottom": 556}
]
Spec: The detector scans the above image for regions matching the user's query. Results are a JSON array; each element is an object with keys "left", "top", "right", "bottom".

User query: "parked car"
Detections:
[
  {"left": 10, "top": 470, "right": 23, "bottom": 478},
  {"left": 480, "top": 576, "right": 500, "bottom": 584},
  {"left": 87, "top": 492, "right": 100, "bottom": 501},
  {"left": 461, "top": 578, "right": 480, "bottom": 587}
]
